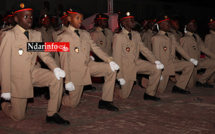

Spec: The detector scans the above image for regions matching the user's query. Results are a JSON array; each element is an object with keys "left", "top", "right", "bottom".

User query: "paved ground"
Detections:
[{"left": 0, "top": 80, "right": 215, "bottom": 134}]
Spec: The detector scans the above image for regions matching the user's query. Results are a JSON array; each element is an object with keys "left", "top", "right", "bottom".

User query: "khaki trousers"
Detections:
[
  {"left": 158, "top": 60, "right": 194, "bottom": 93},
  {"left": 117, "top": 60, "right": 161, "bottom": 99},
  {"left": 62, "top": 62, "right": 116, "bottom": 108},
  {"left": 188, "top": 59, "right": 215, "bottom": 88},
  {"left": 2, "top": 68, "right": 63, "bottom": 121}
]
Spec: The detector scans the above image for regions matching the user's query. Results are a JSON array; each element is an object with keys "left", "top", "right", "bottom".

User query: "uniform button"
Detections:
[
  {"left": 31, "top": 52, "right": 32, "bottom": 54},
  {"left": 31, "top": 62, "right": 32, "bottom": 65}
]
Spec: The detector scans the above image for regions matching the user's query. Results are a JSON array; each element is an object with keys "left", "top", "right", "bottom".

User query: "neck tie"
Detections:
[
  {"left": 74, "top": 30, "right": 80, "bottom": 37},
  {"left": 24, "top": 31, "right": 29, "bottom": 40},
  {"left": 128, "top": 33, "right": 132, "bottom": 40},
  {"left": 102, "top": 30, "right": 106, "bottom": 36},
  {"left": 165, "top": 32, "right": 168, "bottom": 37},
  {"left": 193, "top": 34, "right": 197, "bottom": 40}
]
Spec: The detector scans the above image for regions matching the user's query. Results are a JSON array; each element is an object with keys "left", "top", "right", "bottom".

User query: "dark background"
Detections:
[{"left": 1, "top": 0, "right": 215, "bottom": 39}]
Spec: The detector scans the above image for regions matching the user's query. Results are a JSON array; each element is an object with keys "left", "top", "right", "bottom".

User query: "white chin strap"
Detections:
[
  {"left": 184, "top": 25, "right": 187, "bottom": 33},
  {"left": 120, "top": 23, "right": 124, "bottom": 29},
  {"left": 155, "top": 23, "right": 159, "bottom": 31}
]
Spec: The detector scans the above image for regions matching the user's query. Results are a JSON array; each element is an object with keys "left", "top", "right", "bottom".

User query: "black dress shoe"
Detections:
[
  {"left": 196, "top": 81, "right": 213, "bottom": 88},
  {"left": 83, "top": 85, "right": 96, "bottom": 90},
  {"left": 144, "top": 93, "right": 161, "bottom": 101},
  {"left": 46, "top": 113, "right": 70, "bottom": 125},
  {"left": 172, "top": 86, "right": 190, "bottom": 94},
  {"left": 98, "top": 100, "right": 119, "bottom": 111}
]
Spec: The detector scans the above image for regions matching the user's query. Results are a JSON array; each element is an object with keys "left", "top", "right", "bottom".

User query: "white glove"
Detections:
[
  {"left": 65, "top": 82, "right": 75, "bottom": 91},
  {"left": 1, "top": 93, "right": 11, "bottom": 100},
  {"left": 109, "top": 61, "right": 120, "bottom": 72},
  {"left": 118, "top": 78, "right": 126, "bottom": 85},
  {"left": 160, "top": 75, "right": 163, "bottom": 81},
  {"left": 155, "top": 61, "right": 164, "bottom": 70},
  {"left": 190, "top": 58, "right": 198, "bottom": 66},
  {"left": 54, "top": 68, "right": 66, "bottom": 80},
  {"left": 90, "top": 56, "right": 95, "bottom": 61}
]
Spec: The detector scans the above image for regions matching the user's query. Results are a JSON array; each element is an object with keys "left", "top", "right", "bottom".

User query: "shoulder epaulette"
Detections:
[{"left": 57, "top": 30, "right": 66, "bottom": 36}]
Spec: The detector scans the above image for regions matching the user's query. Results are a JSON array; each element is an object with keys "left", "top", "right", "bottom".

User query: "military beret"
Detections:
[
  {"left": 208, "top": 18, "right": 215, "bottom": 25},
  {"left": 3, "top": 10, "right": 14, "bottom": 20},
  {"left": 40, "top": 14, "right": 51, "bottom": 21},
  {"left": 12, "top": 1, "right": 33, "bottom": 15},
  {"left": 157, "top": 15, "right": 170, "bottom": 24},
  {"left": 95, "top": 13, "right": 109, "bottom": 21},
  {"left": 67, "top": 7, "right": 84, "bottom": 15},
  {"left": 184, "top": 19, "right": 196, "bottom": 25},
  {"left": 60, "top": 11, "right": 68, "bottom": 19},
  {"left": 118, "top": 11, "right": 135, "bottom": 21}
]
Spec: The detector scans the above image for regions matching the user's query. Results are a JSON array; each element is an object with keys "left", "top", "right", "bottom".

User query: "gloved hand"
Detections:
[
  {"left": 54, "top": 68, "right": 66, "bottom": 80},
  {"left": 109, "top": 61, "right": 120, "bottom": 72},
  {"left": 1, "top": 93, "right": 11, "bottom": 100},
  {"left": 190, "top": 58, "right": 198, "bottom": 66},
  {"left": 65, "top": 82, "right": 75, "bottom": 91},
  {"left": 90, "top": 56, "right": 95, "bottom": 61},
  {"left": 118, "top": 78, "right": 126, "bottom": 85},
  {"left": 155, "top": 61, "right": 164, "bottom": 70}
]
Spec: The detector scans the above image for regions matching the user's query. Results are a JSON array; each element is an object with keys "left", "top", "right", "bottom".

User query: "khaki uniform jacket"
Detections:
[
  {"left": 38, "top": 26, "right": 55, "bottom": 42},
  {"left": 205, "top": 30, "right": 215, "bottom": 53},
  {"left": 113, "top": 29, "right": 157, "bottom": 81},
  {"left": 141, "top": 29, "right": 154, "bottom": 51},
  {"left": 180, "top": 31, "right": 215, "bottom": 68},
  {"left": 170, "top": 28, "right": 183, "bottom": 42},
  {"left": 0, "top": 25, "right": 58, "bottom": 98},
  {"left": 152, "top": 30, "right": 191, "bottom": 75},
  {"left": 58, "top": 26, "right": 111, "bottom": 85},
  {"left": 91, "top": 27, "right": 113, "bottom": 56},
  {"left": 52, "top": 26, "right": 67, "bottom": 42}
]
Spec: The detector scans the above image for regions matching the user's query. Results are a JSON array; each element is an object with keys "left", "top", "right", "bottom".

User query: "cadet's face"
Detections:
[
  {"left": 187, "top": 21, "right": 197, "bottom": 32},
  {"left": 171, "top": 20, "right": 179, "bottom": 30},
  {"left": 42, "top": 18, "right": 51, "bottom": 28},
  {"left": 14, "top": 10, "right": 33, "bottom": 29},
  {"left": 98, "top": 19, "right": 108, "bottom": 28},
  {"left": 68, "top": 13, "right": 83, "bottom": 29},
  {"left": 209, "top": 22, "right": 215, "bottom": 31},
  {"left": 122, "top": 17, "right": 136, "bottom": 29},
  {"left": 159, "top": 21, "right": 170, "bottom": 32}
]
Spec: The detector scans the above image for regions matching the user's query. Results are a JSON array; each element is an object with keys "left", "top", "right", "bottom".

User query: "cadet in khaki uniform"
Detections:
[
  {"left": 205, "top": 18, "right": 215, "bottom": 83},
  {"left": 180, "top": 19, "right": 215, "bottom": 88},
  {"left": 52, "top": 11, "right": 69, "bottom": 42},
  {"left": 0, "top": 1, "right": 69, "bottom": 125},
  {"left": 141, "top": 19, "right": 157, "bottom": 51},
  {"left": 91, "top": 13, "right": 113, "bottom": 57},
  {"left": 113, "top": 12, "right": 164, "bottom": 101},
  {"left": 152, "top": 15, "right": 197, "bottom": 94},
  {"left": 58, "top": 8, "right": 120, "bottom": 111},
  {"left": 170, "top": 18, "right": 183, "bottom": 43}
]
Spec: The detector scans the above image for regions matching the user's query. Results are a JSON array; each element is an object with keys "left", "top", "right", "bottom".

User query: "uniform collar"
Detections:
[
  {"left": 17, "top": 24, "right": 27, "bottom": 33},
  {"left": 186, "top": 31, "right": 194, "bottom": 36},
  {"left": 210, "top": 30, "right": 215, "bottom": 35},
  {"left": 122, "top": 28, "right": 131, "bottom": 34},
  {"left": 158, "top": 30, "right": 166, "bottom": 35},
  {"left": 69, "top": 25, "right": 78, "bottom": 32},
  {"left": 97, "top": 26, "right": 104, "bottom": 32}
]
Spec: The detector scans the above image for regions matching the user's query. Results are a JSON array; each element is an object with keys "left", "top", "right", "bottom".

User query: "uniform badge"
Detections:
[
  {"left": 163, "top": 46, "right": 167, "bottom": 51},
  {"left": 20, "top": 3, "right": 25, "bottom": 8},
  {"left": 192, "top": 46, "right": 196, "bottom": 50},
  {"left": 100, "top": 41, "right": 103, "bottom": 45},
  {"left": 18, "top": 48, "right": 24, "bottom": 56},
  {"left": 126, "top": 12, "right": 130, "bottom": 16},
  {"left": 126, "top": 47, "right": 130, "bottom": 52},
  {"left": 63, "top": 12, "right": 66, "bottom": 15},
  {"left": 74, "top": 47, "right": 79, "bottom": 53}
]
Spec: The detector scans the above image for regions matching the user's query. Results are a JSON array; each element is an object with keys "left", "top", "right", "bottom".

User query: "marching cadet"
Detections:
[
  {"left": 91, "top": 13, "right": 113, "bottom": 57},
  {"left": 2, "top": 10, "right": 15, "bottom": 31},
  {"left": 152, "top": 15, "right": 198, "bottom": 94},
  {"left": 113, "top": 12, "right": 164, "bottom": 101},
  {"left": 58, "top": 8, "right": 120, "bottom": 111},
  {"left": 0, "top": 1, "right": 69, "bottom": 125},
  {"left": 180, "top": 19, "right": 215, "bottom": 88},
  {"left": 170, "top": 18, "right": 183, "bottom": 42},
  {"left": 204, "top": 18, "right": 215, "bottom": 83},
  {"left": 53, "top": 11, "right": 69, "bottom": 42},
  {"left": 141, "top": 19, "right": 157, "bottom": 51}
]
